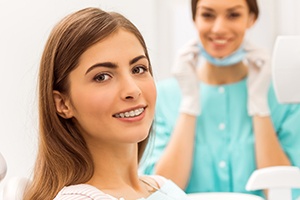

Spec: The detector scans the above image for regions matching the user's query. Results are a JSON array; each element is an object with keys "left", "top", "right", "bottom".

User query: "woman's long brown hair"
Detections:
[{"left": 24, "top": 7, "right": 153, "bottom": 200}]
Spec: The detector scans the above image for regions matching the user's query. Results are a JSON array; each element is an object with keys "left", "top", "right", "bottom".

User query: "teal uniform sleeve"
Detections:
[
  {"left": 268, "top": 84, "right": 300, "bottom": 199},
  {"left": 269, "top": 83, "right": 300, "bottom": 167},
  {"left": 139, "top": 78, "right": 181, "bottom": 175}
]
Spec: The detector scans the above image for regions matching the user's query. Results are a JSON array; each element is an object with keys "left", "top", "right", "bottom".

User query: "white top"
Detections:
[
  {"left": 188, "top": 192, "right": 264, "bottom": 200},
  {"left": 54, "top": 175, "right": 188, "bottom": 200}
]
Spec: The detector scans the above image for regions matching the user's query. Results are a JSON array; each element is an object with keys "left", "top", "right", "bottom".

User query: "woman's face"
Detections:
[
  {"left": 61, "top": 29, "right": 156, "bottom": 147},
  {"left": 194, "top": 0, "right": 255, "bottom": 58}
]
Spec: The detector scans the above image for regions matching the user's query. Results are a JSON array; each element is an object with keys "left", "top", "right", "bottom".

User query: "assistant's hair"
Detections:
[
  {"left": 24, "top": 7, "right": 153, "bottom": 200},
  {"left": 191, "top": 0, "right": 259, "bottom": 21}
]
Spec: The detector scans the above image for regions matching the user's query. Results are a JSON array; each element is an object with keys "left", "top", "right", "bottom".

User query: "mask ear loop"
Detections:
[
  {"left": 139, "top": 177, "right": 160, "bottom": 193},
  {"left": 139, "top": 178, "right": 179, "bottom": 199}
]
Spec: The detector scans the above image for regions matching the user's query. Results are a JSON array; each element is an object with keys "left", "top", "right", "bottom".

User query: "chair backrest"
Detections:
[
  {"left": 1, "top": 152, "right": 30, "bottom": 200},
  {"left": 2, "top": 177, "right": 30, "bottom": 200},
  {"left": 246, "top": 166, "right": 300, "bottom": 200},
  {"left": 0, "top": 152, "right": 7, "bottom": 182}
]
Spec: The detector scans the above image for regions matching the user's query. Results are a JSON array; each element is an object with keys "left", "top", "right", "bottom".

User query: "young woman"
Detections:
[
  {"left": 140, "top": 0, "right": 300, "bottom": 199},
  {"left": 24, "top": 7, "right": 188, "bottom": 200}
]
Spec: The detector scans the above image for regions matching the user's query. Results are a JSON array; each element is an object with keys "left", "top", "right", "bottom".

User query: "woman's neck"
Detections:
[
  {"left": 87, "top": 143, "right": 139, "bottom": 186},
  {"left": 85, "top": 143, "right": 151, "bottom": 199},
  {"left": 198, "top": 61, "right": 248, "bottom": 85}
]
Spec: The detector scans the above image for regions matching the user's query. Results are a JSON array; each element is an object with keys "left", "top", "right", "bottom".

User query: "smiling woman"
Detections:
[
  {"left": 56, "top": 30, "right": 156, "bottom": 145},
  {"left": 23, "top": 7, "right": 188, "bottom": 200}
]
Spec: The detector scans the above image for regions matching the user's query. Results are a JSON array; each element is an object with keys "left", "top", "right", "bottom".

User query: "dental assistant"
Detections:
[{"left": 140, "top": 0, "right": 300, "bottom": 199}]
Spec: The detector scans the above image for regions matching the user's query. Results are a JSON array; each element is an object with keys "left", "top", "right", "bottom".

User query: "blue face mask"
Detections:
[{"left": 198, "top": 43, "right": 246, "bottom": 67}]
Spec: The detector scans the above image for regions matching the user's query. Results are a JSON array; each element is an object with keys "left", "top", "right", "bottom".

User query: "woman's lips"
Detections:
[{"left": 113, "top": 107, "right": 145, "bottom": 118}]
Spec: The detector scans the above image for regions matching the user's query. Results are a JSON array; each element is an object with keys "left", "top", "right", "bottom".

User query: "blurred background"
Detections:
[{"left": 0, "top": 0, "right": 300, "bottom": 195}]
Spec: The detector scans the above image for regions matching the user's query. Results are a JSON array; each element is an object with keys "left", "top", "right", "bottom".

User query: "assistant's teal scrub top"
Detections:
[{"left": 140, "top": 78, "right": 300, "bottom": 199}]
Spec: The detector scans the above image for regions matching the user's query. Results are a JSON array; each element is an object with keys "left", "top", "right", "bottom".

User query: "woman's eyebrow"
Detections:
[
  {"left": 227, "top": 5, "right": 245, "bottom": 12},
  {"left": 85, "top": 62, "right": 117, "bottom": 75},
  {"left": 197, "top": 5, "right": 245, "bottom": 12},
  {"left": 130, "top": 55, "right": 147, "bottom": 65},
  {"left": 197, "top": 6, "right": 214, "bottom": 12},
  {"left": 85, "top": 55, "right": 147, "bottom": 75}
]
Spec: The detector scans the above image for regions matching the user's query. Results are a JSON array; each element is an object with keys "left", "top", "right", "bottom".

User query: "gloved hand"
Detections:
[
  {"left": 171, "top": 39, "right": 201, "bottom": 116},
  {"left": 244, "top": 40, "right": 272, "bottom": 116}
]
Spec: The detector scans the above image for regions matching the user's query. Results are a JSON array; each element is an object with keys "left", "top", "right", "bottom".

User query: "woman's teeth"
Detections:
[
  {"left": 214, "top": 39, "right": 227, "bottom": 44},
  {"left": 114, "top": 108, "right": 144, "bottom": 118}
]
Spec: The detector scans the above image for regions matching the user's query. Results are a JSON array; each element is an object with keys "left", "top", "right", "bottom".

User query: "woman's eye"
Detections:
[
  {"left": 132, "top": 65, "right": 148, "bottom": 74},
  {"left": 201, "top": 12, "right": 214, "bottom": 19},
  {"left": 93, "top": 73, "right": 111, "bottom": 82},
  {"left": 228, "top": 12, "right": 240, "bottom": 19}
]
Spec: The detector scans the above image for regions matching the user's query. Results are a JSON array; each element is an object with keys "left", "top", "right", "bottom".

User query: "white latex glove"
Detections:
[
  {"left": 244, "top": 40, "right": 272, "bottom": 116},
  {"left": 172, "top": 39, "right": 201, "bottom": 116}
]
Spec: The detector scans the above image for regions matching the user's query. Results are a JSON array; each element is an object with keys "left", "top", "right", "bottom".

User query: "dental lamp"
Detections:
[{"left": 272, "top": 35, "right": 300, "bottom": 103}]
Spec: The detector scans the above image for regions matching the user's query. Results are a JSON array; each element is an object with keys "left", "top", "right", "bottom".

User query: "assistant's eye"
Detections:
[
  {"left": 201, "top": 12, "right": 215, "bottom": 19},
  {"left": 228, "top": 12, "right": 241, "bottom": 19},
  {"left": 93, "top": 73, "right": 112, "bottom": 82},
  {"left": 132, "top": 65, "right": 148, "bottom": 74}
]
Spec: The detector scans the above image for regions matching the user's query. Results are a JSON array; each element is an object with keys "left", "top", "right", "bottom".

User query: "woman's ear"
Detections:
[
  {"left": 247, "top": 13, "right": 256, "bottom": 29},
  {"left": 53, "top": 90, "right": 73, "bottom": 119}
]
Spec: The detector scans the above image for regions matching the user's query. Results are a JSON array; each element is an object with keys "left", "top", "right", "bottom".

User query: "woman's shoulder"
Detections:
[
  {"left": 140, "top": 175, "right": 189, "bottom": 199},
  {"left": 54, "top": 184, "right": 112, "bottom": 200},
  {"left": 268, "top": 82, "right": 300, "bottom": 113},
  {"left": 139, "top": 174, "right": 168, "bottom": 188}
]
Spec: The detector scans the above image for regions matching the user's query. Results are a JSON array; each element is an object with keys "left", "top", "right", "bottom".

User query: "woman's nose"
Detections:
[
  {"left": 120, "top": 76, "right": 141, "bottom": 100},
  {"left": 211, "top": 17, "right": 227, "bottom": 34}
]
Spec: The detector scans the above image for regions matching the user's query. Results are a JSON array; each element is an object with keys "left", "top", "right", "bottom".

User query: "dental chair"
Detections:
[
  {"left": 0, "top": 153, "right": 7, "bottom": 183},
  {"left": 246, "top": 36, "right": 300, "bottom": 200},
  {"left": 0, "top": 152, "right": 30, "bottom": 200},
  {"left": 246, "top": 166, "right": 300, "bottom": 200},
  {"left": 0, "top": 152, "right": 7, "bottom": 199},
  {"left": 2, "top": 176, "right": 30, "bottom": 200}
]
